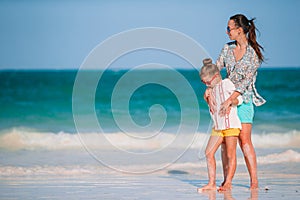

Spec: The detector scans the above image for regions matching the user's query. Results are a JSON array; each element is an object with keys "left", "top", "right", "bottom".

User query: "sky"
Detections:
[{"left": 0, "top": 0, "right": 299, "bottom": 69}]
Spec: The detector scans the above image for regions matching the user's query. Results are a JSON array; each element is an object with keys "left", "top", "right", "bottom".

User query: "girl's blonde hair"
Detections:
[{"left": 200, "top": 58, "right": 220, "bottom": 78}]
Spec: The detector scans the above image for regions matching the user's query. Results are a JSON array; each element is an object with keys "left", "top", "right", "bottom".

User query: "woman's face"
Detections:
[{"left": 226, "top": 19, "right": 239, "bottom": 40}]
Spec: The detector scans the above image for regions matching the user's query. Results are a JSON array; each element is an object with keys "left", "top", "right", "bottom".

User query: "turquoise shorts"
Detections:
[{"left": 237, "top": 101, "right": 254, "bottom": 124}]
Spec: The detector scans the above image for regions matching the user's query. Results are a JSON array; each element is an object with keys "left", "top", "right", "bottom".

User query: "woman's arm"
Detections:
[
  {"left": 216, "top": 44, "right": 229, "bottom": 71},
  {"left": 219, "top": 79, "right": 242, "bottom": 116},
  {"left": 230, "top": 95, "right": 240, "bottom": 106}
]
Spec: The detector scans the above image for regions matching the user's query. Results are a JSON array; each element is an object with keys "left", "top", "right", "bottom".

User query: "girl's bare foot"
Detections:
[{"left": 197, "top": 184, "right": 216, "bottom": 193}]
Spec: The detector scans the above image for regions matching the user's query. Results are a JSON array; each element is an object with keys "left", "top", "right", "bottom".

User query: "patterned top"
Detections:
[{"left": 216, "top": 42, "right": 266, "bottom": 106}]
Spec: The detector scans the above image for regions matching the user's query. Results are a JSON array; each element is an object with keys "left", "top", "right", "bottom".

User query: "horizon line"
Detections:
[{"left": 0, "top": 66, "right": 299, "bottom": 71}]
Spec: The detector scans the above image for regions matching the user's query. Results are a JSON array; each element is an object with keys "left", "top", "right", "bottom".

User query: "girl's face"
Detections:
[
  {"left": 201, "top": 73, "right": 220, "bottom": 87},
  {"left": 226, "top": 20, "right": 240, "bottom": 40}
]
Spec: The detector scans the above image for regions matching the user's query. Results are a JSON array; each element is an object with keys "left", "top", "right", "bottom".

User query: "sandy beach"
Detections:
[
  {"left": 1, "top": 169, "right": 299, "bottom": 199},
  {"left": 1, "top": 148, "right": 299, "bottom": 199}
]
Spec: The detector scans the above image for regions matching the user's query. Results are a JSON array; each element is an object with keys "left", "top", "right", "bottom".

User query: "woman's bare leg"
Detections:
[
  {"left": 221, "top": 142, "right": 228, "bottom": 186},
  {"left": 198, "top": 136, "right": 223, "bottom": 192},
  {"left": 239, "top": 123, "right": 258, "bottom": 189}
]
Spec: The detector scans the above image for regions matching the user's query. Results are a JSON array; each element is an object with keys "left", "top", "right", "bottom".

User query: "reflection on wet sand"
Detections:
[{"left": 199, "top": 189, "right": 259, "bottom": 200}]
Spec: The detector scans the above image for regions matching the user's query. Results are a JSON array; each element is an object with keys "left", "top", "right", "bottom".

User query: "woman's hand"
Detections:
[
  {"left": 219, "top": 98, "right": 232, "bottom": 116},
  {"left": 219, "top": 91, "right": 241, "bottom": 117}
]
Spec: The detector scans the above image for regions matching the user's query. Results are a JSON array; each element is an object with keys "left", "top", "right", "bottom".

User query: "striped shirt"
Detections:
[{"left": 210, "top": 79, "right": 242, "bottom": 130}]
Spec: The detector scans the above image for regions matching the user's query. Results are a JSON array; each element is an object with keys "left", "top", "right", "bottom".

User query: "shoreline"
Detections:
[
  {"left": 1, "top": 169, "right": 299, "bottom": 199},
  {"left": 1, "top": 148, "right": 299, "bottom": 199}
]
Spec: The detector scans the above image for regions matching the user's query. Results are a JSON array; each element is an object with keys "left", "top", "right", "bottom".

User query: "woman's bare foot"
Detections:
[
  {"left": 217, "top": 182, "right": 232, "bottom": 192},
  {"left": 250, "top": 182, "right": 259, "bottom": 190},
  {"left": 221, "top": 180, "right": 226, "bottom": 186},
  {"left": 197, "top": 184, "right": 216, "bottom": 193}
]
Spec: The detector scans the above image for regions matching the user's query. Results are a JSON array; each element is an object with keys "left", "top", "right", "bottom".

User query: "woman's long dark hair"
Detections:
[{"left": 230, "top": 14, "right": 264, "bottom": 62}]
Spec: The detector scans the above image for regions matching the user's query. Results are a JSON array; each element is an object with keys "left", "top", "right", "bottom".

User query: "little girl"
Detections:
[{"left": 198, "top": 58, "right": 242, "bottom": 192}]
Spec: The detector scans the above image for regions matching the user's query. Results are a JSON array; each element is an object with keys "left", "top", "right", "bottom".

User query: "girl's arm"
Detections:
[{"left": 204, "top": 88, "right": 217, "bottom": 114}]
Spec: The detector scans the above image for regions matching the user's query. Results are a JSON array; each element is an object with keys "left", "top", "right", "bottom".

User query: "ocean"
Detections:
[{"left": 0, "top": 68, "right": 299, "bottom": 199}]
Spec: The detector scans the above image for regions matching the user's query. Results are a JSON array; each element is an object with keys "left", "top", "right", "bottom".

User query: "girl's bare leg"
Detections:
[
  {"left": 218, "top": 136, "right": 238, "bottom": 191},
  {"left": 239, "top": 123, "right": 258, "bottom": 189},
  {"left": 198, "top": 136, "right": 223, "bottom": 193}
]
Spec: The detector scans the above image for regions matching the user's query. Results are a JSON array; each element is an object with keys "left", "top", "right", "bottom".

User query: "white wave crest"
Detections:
[
  {"left": 0, "top": 128, "right": 200, "bottom": 151},
  {"left": 256, "top": 149, "right": 300, "bottom": 164},
  {"left": 0, "top": 150, "right": 299, "bottom": 177},
  {"left": 252, "top": 130, "right": 300, "bottom": 148},
  {"left": 0, "top": 128, "right": 299, "bottom": 151}
]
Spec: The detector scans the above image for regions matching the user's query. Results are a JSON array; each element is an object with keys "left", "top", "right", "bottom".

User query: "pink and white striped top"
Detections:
[{"left": 210, "top": 78, "right": 243, "bottom": 130}]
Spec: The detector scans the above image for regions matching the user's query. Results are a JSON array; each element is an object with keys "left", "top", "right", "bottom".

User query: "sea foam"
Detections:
[
  {"left": 0, "top": 128, "right": 299, "bottom": 151},
  {"left": 0, "top": 150, "right": 299, "bottom": 176}
]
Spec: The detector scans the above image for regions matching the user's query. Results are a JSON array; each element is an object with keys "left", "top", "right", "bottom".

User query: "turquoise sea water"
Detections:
[
  {"left": 0, "top": 68, "right": 299, "bottom": 134},
  {"left": 0, "top": 68, "right": 299, "bottom": 153}
]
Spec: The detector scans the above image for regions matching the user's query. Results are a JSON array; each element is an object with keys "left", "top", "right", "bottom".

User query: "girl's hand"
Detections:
[
  {"left": 204, "top": 88, "right": 216, "bottom": 114},
  {"left": 204, "top": 88, "right": 211, "bottom": 102}
]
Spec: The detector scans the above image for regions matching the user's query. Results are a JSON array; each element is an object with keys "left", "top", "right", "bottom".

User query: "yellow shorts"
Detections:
[{"left": 211, "top": 128, "right": 240, "bottom": 137}]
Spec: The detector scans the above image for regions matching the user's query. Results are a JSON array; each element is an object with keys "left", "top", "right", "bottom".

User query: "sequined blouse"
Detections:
[{"left": 216, "top": 42, "right": 266, "bottom": 106}]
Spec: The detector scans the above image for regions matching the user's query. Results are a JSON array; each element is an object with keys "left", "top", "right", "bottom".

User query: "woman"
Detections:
[{"left": 206, "top": 14, "right": 266, "bottom": 190}]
